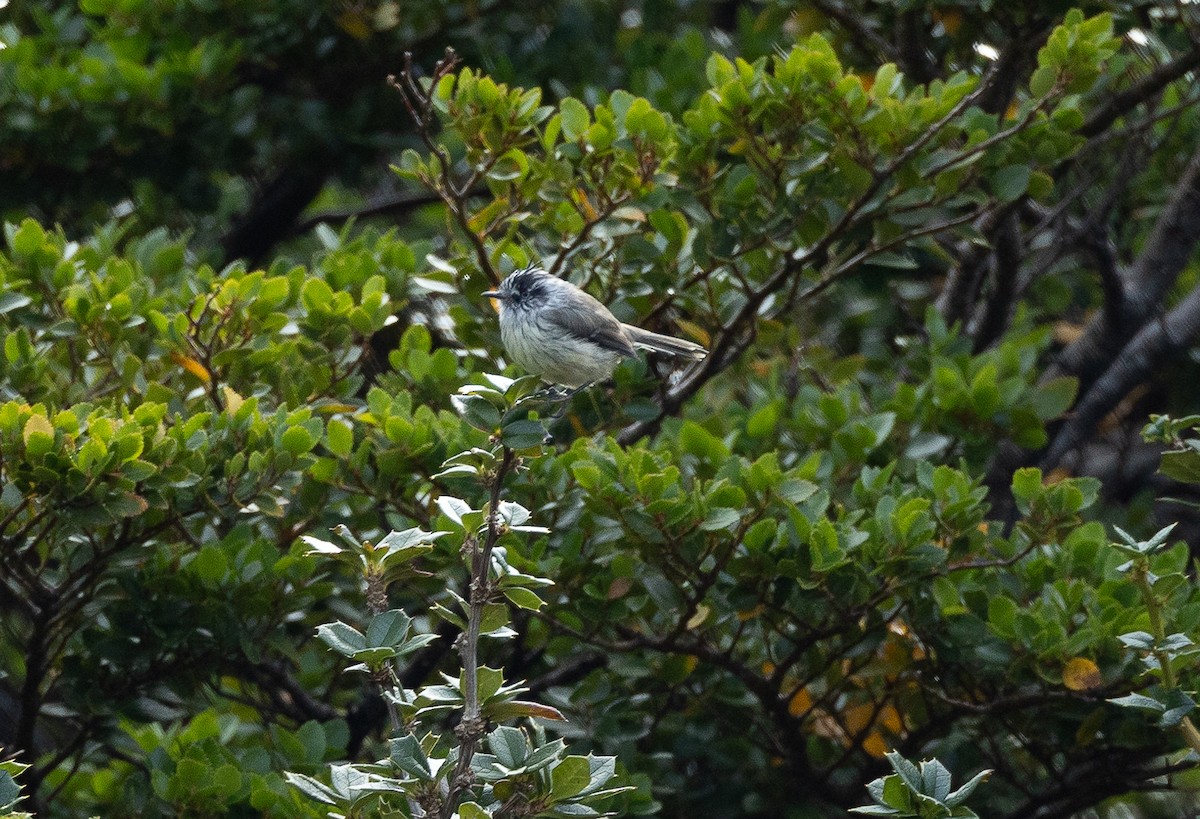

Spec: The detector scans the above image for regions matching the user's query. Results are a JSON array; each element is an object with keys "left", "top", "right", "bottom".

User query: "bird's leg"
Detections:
[
  {"left": 530, "top": 383, "right": 591, "bottom": 402},
  {"left": 555, "top": 382, "right": 593, "bottom": 400}
]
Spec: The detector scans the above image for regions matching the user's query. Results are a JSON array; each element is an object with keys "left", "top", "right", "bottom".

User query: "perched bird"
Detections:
[{"left": 483, "top": 266, "right": 707, "bottom": 389}]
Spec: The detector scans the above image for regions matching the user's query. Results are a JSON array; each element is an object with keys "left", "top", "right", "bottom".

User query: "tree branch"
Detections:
[
  {"left": 1041, "top": 279, "right": 1200, "bottom": 471},
  {"left": 292, "top": 189, "right": 465, "bottom": 236},
  {"left": 1081, "top": 44, "right": 1200, "bottom": 138},
  {"left": 971, "top": 211, "right": 1023, "bottom": 351},
  {"left": 1047, "top": 144, "right": 1200, "bottom": 392}
]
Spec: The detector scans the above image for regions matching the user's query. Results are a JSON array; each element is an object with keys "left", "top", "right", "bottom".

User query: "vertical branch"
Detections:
[
  {"left": 971, "top": 212, "right": 1023, "bottom": 351},
  {"left": 443, "top": 446, "right": 517, "bottom": 818},
  {"left": 1129, "top": 552, "right": 1200, "bottom": 757},
  {"left": 364, "top": 565, "right": 404, "bottom": 735}
]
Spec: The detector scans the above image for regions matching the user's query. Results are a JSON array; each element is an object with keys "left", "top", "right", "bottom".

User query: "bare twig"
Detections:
[
  {"left": 390, "top": 48, "right": 502, "bottom": 286},
  {"left": 809, "top": 0, "right": 901, "bottom": 66},
  {"left": 293, "top": 189, "right": 482, "bottom": 236}
]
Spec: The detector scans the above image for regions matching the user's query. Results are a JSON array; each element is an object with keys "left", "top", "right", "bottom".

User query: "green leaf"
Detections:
[
  {"left": 944, "top": 769, "right": 991, "bottom": 808},
  {"left": 0, "top": 292, "right": 32, "bottom": 315},
  {"left": 488, "top": 725, "right": 529, "bottom": 769},
  {"left": 560, "top": 97, "right": 590, "bottom": 141},
  {"left": 389, "top": 734, "right": 433, "bottom": 781},
  {"left": 700, "top": 507, "right": 741, "bottom": 531},
  {"left": 281, "top": 426, "right": 318, "bottom": 455},
  {"left": 364, "top": 610, "right": 412, "bottom": 648},
  {"left": 301, "top": 278, "right": 335, "bottom": 313},
  {"left": 991, "top": 164, "right": 1031, "bottom": 203},
  {"left": 326, "top": 418, "right": 353, "bottom": 457},
  {"left": 551, "top": 755, "right": 591, "bottom": 800},
  {"left": 283, "top": 772, "right": 338, "bottom": 806},
  {"left": 885, "top": 752, "right": 923, "bottom": 792},
  {"left": 0, "top": 771, "right": 21, "bottom": 812},
  {"left": 315, "top": 621, "right": 366, "bottom": 656},
  {"left": 1107, "top": 692, "right": 1165, "bottom": 712},
  {"left": 460, "top": 802, "right": 490, "bottom": 819},
  {"left": 22, "top": 415, "right": 54, "bottom": 460},
  {"left": 1159, "top": 450, "right": 1200, "bottom": 484},
  {"left": 679, "top": 421, "right": 730, "bottom": 461},
  {"left": 501, "top": 418, "right": 547, "bottom": 449},
  {"left": 1031, "top": 377, "right": 1077, "bottom": 420},
  {"left": 1010, "top": 467, "right": 1043, "bottom": 514},
  {"left": 881, "top": 774, "right": 913, "bottom": 811},
  {"left": 453, "top": 394, "right": 502, "bottom": 431},
  {"left": 988, "top": 596, "right": 1018, "bottom": 639},
  {"left": 920, "top": 759, "right": 952, "bottom": 801},
  {"left": 503, "top": 586, "right": 545, "bottom": 611}
]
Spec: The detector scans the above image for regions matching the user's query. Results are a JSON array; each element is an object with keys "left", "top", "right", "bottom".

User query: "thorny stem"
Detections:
[{"left": 442, "top": 446, "right": 517, "bottom": 819}]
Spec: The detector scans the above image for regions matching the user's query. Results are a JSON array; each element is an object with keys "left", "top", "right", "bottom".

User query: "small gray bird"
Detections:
[{"left": 482, "top": 266, "right": 707, "bottom": 389}]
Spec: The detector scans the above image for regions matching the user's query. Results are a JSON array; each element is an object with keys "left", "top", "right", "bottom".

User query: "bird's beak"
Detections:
[{"left": 482, "top": 290, "right": 500, "bottom": 298}]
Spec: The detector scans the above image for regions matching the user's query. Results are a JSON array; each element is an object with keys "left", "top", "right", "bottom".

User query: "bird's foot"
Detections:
[{"left": 532, "top": 384, "right": 591, "bottom": 402}]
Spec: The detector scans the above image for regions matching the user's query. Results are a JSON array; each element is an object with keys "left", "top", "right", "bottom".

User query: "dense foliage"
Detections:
[{"left": 4, "top": 1, "right": 1200, "bottom": 818}]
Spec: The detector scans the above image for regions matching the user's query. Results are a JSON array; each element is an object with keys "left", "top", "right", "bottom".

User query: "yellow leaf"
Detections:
[
  {"left": 315, "top": 403, "right": 358, "bottom": 415},
  {"left": 738, "top": 604, "right": 766, "bottom": 622},
  {"left": 673, "top": 318, "right": 711, "bottom": 348},
  {"left": 878, "top": 703, "right": 903, "bottom": 734},
  {"left": 172, "top": 352, "right": 211, "bottom": 383},
  {"left": 842, "top": 702, "right": 875, "bottom": 735},
  {"left": 1054, "top": 320, "right": 1084, "bottom": 344},
  {"left": 572, "top": 188, "right": 599, "bottom": 221},
  {"left": 788, "top": 687, "right": 812, "bottom": 717},
  {"left": 861, "top": 731, "right": 889, "bottom": 758},
  {"left": 335, "top": 9, "right": 372, "bottom": 40},
  {"left": 222, "top": 386, "right": 244, "bottom": 414},
  {"left": 686, "top": 603, "right": 710, "bottom": 630},
  {"left": 761, "top": 661, "right": 776, "bottom": 677},
  {"left": 933, "top": 8, "right": 962, "bottom": 35},
  {"left": 22, "top": 413, "right": 53, "bottom": 446},
  {"left": 612, "top": 206, "right": 647, "bottom": 222},
  {"left": 1063, "top": 657, "right": 1103, "bottom": 691}
]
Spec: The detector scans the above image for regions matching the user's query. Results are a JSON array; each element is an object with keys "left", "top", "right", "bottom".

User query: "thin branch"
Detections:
[
  {"left": 809, "top": 0, "right": 901, "bottom": 66},
  {"left": 1081, "top": 43, "right": 1200, "bottom": 137},
  {"left": 293, "top": 189, "right": 476, "bottom": 236},
  {"left": 390, "top": 48, "right": 502, "bottom": 286}
]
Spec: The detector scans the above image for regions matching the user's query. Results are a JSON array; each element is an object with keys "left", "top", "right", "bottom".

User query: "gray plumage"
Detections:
[{"left": 483, "top": 266, "right": 707, "bottom": 388}]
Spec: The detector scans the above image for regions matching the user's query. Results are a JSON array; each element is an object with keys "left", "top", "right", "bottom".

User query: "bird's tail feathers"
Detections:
[{"left": 622, "top": 324, "right": 708, "bottom": 360}]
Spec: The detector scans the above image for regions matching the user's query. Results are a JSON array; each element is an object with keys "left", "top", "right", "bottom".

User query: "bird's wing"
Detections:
[{"left": 541, "top": 297, "right": 638, "bottom": 358}]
